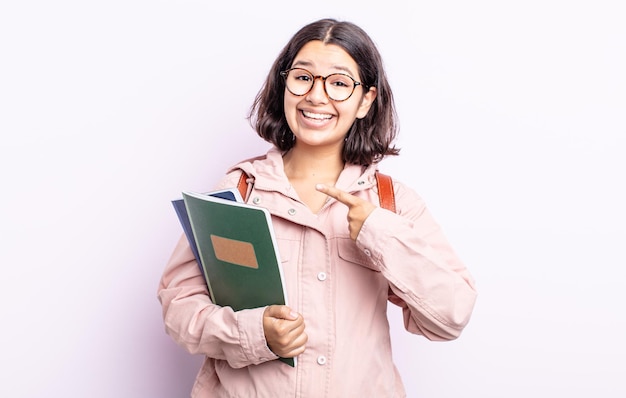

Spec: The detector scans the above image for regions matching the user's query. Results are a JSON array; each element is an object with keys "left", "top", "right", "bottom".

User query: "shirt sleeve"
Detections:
[
  {"left": 156, "top": 172, "right": 279, "bottom": 368},
  {"left": 355, "top": 181, "right": 477, "bottom": 341}
]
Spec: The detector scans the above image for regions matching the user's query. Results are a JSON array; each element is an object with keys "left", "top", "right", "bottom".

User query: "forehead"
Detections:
[{"left": 291, "top": 40, "right": 359, "bottom": 77}]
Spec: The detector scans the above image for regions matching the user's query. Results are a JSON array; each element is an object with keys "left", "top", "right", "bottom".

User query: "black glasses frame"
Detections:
[{"left": 279, "top": 68, "right": 364, "bottom": 102}]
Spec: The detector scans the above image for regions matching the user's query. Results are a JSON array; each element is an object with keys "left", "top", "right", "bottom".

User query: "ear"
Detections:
[{"left": 356, "top": 87, "right": 377, "bottom": 119}]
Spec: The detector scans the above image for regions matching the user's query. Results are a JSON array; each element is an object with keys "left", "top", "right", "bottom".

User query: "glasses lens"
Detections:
[
  {"left": 284, "top": 68, "right": 314, "bottom": 96},
  {"left": 325, "top": 74, "right": 355, "bottom": 101}
]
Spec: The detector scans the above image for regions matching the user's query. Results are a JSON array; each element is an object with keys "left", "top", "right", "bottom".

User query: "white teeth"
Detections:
[{"left": 303, "top": 111, "right": 332, "bottom": 120}]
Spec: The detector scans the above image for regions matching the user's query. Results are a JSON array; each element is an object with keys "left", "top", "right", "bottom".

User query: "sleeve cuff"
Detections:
[
  {"left": 355, "top": 208, "right": 394, "bottom": 270},
  {"left": 236, "top": 307, "right": 278, "bottom": 365}
]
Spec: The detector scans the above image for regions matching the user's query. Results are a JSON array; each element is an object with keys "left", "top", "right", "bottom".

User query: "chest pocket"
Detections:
[
  {"left": 274, "top": 237, "right": 300, "bottom": 308},
  {"left": 274, "top": 237, "right": 290, "bottom": 261},
  {"left": 337, "top": 238, "right": 380, "bottom": 272}
]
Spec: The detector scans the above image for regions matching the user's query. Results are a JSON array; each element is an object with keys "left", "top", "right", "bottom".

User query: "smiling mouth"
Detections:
[{"left": 302, "top": 110, "right": 333, "bottom": 120}]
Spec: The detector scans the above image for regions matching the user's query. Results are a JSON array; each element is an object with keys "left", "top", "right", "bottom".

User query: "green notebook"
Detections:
[{"left": 181, "top": 191, "right": 294, "bottom": 367}]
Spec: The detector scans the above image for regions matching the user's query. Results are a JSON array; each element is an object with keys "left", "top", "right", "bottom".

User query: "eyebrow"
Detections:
[{"left": 291, "top": 60, "right": 356, "bottom": 77}]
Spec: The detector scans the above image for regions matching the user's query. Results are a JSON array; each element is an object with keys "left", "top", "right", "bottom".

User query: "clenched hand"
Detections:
[{"left": 263, "top": 305, "right": 307, "bottom": 358}]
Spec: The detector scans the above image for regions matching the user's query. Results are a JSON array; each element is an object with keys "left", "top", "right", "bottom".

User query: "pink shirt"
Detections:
[{"left": 158, "top": 147, "right": 477, "bottom": 397}]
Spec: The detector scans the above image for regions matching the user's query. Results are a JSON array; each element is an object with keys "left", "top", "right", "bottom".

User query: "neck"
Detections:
[{"left": 283, "top": 144, "right": 345, "bottom": 181}]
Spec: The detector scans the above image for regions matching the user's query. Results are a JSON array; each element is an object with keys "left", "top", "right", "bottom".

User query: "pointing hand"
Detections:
[{"left": 316, "top": 184, "right": 376, "bottom": 240}]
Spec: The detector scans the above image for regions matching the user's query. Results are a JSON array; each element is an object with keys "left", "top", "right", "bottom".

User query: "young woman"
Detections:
[{"left": 158, "top": 18, "right": 477, "bottom": 397}]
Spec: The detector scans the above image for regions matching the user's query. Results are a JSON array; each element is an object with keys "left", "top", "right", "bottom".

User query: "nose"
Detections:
[{"left": 305, "top": 76, "right": 328, "bottom": 104}]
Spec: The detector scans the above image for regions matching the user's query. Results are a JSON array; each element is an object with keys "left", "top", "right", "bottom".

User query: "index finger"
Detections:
[{"left": 315, "top": 184, "right": 358, "bottom": 207}]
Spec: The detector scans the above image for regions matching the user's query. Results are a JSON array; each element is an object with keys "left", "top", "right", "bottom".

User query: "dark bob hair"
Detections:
[{"left": 248, "top": 18, "right": 400, "bottom": 166}]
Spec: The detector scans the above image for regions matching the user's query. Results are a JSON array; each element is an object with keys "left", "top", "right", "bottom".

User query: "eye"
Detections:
[
  {"left": 327, "top": 74, "right": 353, "bottom": 88},
  {"left": 292, "top": 69, "right": 313, "bottom": 82},
  {"left": 331, "top": 80, "right": 349, "bottom": 87}
]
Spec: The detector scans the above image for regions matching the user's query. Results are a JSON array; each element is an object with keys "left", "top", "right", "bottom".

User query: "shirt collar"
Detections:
[{"left": 229, "top": 146, "right": 380, "bottom": 195}]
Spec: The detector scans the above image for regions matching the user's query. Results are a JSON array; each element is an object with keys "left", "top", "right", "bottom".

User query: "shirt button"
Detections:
[
  {"left": 317, "top": 355, "right": 327, "bottom": 365},
  {"left": 358, "top": 180, "right": 365, "bottom": 185},
  {"left": 252, "top": 197, "right": 261, "bottom": 204},
  {"left": 288, "top": 208, "right": 296, "bottom": 215},
  {"left": 364, "top": 249, "right": 371, "bottom": 257},
  {"left": 317, "top": 272, "right": 327, "bottom": 281}
]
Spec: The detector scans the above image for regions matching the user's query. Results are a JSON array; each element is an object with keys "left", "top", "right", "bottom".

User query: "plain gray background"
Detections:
[{"left": 1, "top": 1, "right": 624, "bottom": 397}]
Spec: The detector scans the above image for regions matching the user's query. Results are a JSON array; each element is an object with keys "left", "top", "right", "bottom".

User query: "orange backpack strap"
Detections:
[
  {"left": 236, "top": 171, "right": 249, "bottom": 201},
  {"left": 375, "top": 171, "right": 396, "bottom": 213}
]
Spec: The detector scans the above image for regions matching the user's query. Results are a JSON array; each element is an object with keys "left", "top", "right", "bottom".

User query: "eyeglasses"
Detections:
[{"left": 280, "top": 68, "right": 364, "bottom": 102}]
